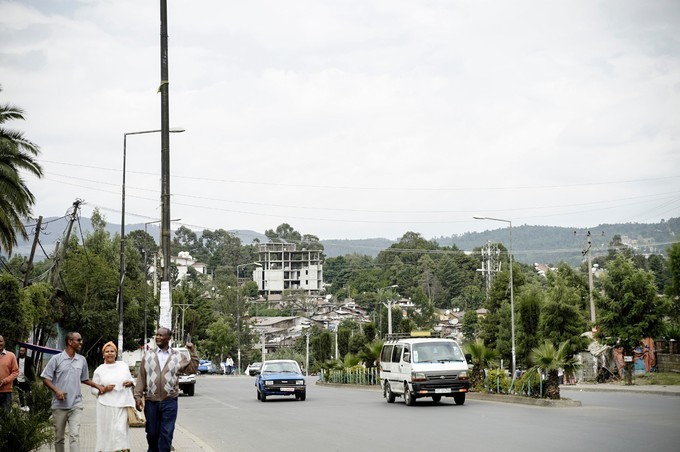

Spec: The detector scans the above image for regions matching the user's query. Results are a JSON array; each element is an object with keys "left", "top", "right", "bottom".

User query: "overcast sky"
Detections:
[{"left": 1, "top": 0, "right": 679, "bottom": 242}]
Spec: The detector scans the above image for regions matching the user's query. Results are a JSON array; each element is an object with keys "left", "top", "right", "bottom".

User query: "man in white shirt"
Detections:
[{"left": 16, "top": 346, "right": 34, "bottom": 411}]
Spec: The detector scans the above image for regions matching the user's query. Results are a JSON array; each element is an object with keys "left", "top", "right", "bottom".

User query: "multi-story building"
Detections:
[
  {"left": 171, "top": 251, "right": 207, "bottom": 281},
  {"left": 253, "top": 242, "right": 323, "bottom": 297}
]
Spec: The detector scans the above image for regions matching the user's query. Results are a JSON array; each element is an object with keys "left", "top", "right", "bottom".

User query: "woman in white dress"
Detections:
[{"left": 91, "top": 341, "right": 135, "bottom": 452}]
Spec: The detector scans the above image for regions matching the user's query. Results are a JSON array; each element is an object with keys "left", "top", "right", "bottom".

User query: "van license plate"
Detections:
[
  {"left": 282, "top": 387, "right": 295, "bottom": 392},
  {"left": 435, "top": 388, "right": 451, "bottom": 394}
]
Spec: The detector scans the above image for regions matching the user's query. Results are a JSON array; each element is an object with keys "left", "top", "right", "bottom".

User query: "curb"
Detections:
[
  {"left": 562, "top": 386, "right": 680, "bottom": 397},
  {"left": 315, "top": 381, "right": 581, "bottom": 407},
  {"left": 175, "top": 423, "right": 216, "bottom": 451},
  {"left": 467, "top": 392, "right": 581, "bottom": 407}
]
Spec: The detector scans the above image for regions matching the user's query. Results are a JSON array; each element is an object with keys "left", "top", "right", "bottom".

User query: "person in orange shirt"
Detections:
[{"left": 0, "top": 335, "right": 20, "bottom": 411}]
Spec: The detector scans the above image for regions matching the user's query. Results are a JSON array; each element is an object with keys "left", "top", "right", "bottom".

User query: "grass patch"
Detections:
[{"left": 635, "top": 372, "right": 680, "bottom": 385}]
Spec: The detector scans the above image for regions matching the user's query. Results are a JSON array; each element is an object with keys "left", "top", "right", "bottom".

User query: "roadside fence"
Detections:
[{"left": 319, "top": 367, "right": 380, "bottom": 385}]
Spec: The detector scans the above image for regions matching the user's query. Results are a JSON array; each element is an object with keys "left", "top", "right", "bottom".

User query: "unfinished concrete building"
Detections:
[{"left": 253, "top": 242, "right": 324, "bottom": 297}]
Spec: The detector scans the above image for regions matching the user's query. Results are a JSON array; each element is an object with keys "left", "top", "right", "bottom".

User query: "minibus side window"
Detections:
[
  {"left": 381, "top": 345, "right": 394, "bottom": 363},
  {"left": 392, "top": 345, "right": 403, "bottom": 363}
]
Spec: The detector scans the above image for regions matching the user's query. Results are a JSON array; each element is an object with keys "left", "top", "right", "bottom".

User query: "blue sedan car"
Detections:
[{"left": 255, "top": 360, "right": 306, "bottom": 402}]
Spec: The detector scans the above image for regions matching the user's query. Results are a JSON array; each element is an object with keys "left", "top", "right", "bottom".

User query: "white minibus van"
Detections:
[{"left": 379, "top": 333, "right": 470, "bottom": 406}]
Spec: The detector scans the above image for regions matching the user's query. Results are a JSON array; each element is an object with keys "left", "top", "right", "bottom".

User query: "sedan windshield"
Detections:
[
  {"left": 412, "top": 342, "right": 465, "bottom": 363},
  {"left": 262, "top": 362, "right": 301, "bottom": 373}
]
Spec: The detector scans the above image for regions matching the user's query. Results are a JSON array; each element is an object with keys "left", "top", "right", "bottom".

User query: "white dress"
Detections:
[{"left": 91, "top": 361, "right": 136, "bottom": 452}]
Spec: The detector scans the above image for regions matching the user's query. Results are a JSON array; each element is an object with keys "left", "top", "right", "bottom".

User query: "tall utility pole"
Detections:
[
  {"left": 581, "top": 231, "right": 596, "bottom": 324},
  {"left": 50, "top": 200, "right": 82, "bottom": 287},
  {"left": 159, "top": 0, "right": 172, "bottom": 328},
  {"left": 476, "top": 241, "right": 501, "bottom": 302},
  {"left": 474, "top": 216, "right": 515, "bottom": 379},
  {"left": 235, "top": 262, "right": 262, "bottom": 372},
  {"left": 377, "top": 285, "right": 398, "bottom": 338},
  {"left": 334, "top": 328, "right": 339, "bottom": 359},
  {"left": 305, "top": 332, "right": 311, "bottom": 376},
  {"left": 383, "top": 298, "right": 399, "bottom": 335},
  {"left": 23, "top": 215, "right": 43, "bottom": 287}
]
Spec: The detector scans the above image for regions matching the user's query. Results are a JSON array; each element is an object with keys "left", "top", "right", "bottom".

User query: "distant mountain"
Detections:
[
  {"left": 227, "top": 229, "right": 268, "bottom": 244},
  {"left": 433, "top": 217, "right": 680, "bottom": 266},
  {"left": 321, "top": 238, "right": 396, "bottom": 258},
  {"left": 8, "top": 217, "right": 679, "bottom": 267}
]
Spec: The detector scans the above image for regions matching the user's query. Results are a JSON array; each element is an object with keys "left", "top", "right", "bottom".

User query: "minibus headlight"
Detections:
[{"left": 412, "top": 372, "right": 427, "bottom": 382}]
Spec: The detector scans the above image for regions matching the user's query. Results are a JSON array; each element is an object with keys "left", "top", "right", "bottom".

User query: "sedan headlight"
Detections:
[
  {"left": 296, "top": 380, "right": 305, "bottom": 385},
  {"left": 265, "top": 380, "right": 274, "bottom": 386}
]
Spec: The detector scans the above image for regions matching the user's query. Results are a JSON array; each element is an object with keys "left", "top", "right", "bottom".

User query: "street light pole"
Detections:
[
  {"left": 117, "top": 128, "right": 184, "bottom": 359},
  {"left": 474, "top": 216, "right": 515, "bottom": 380},
  {"left": 236, "top": 262, "right": 262, "bottom": 373},
  {"left": 305, "top": 332, "right": 311, "bottom": 377},
  {"left": 143, "top": 218, "right": 180, "bottom": 350}
]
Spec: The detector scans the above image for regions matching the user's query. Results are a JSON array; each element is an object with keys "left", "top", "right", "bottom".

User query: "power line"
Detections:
[
  {"left": 47, "top": 171, "right": 679, "bottom": 215},
  {"left": 43, "top": 172, "right": 679, "bottom": 231},
  {"left": 21, "top": 215, "right": 69, "bottom": 229},
  {"left": 42, "top": 159, "right": 680, "bottom": 192}
]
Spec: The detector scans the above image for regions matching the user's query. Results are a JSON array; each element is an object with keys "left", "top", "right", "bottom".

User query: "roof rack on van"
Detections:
[{"left": 385, "top": 331, "right": 443, "bottom": 341}]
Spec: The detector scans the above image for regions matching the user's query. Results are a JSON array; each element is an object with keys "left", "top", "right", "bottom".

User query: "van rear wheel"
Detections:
[
  {"left": 432, "top": 395, "right": 441, "bottom": 403},
  {"left": 404, "top": 384, "right": 415, "bottom": 406},
  {"left": 384, "top": 382, "right": 396, "bottom": 403}
]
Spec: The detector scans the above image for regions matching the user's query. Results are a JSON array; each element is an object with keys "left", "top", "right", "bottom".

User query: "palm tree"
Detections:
[
  {"left": 343, "top": 353, "right": 361, "bottom": 368},
  {"left": 529, "top": 340, "right": 580, "bottom": 400},
  {"left": 358, "top": 339, "right": 384, "bottom": 369},
  {"left": 465, "top": 339, "right": 499, "bottom": 391},
  {"left": 358, "top": 339, "right": 383, "bottom": 385},
  {"left": 0, "top": 86, "right": 43, "bottom": 255}
]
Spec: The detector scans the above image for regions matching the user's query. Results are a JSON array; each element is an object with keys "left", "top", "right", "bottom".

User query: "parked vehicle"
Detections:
[
  {"left": 198, "top": 359, "right": 218, "bottom": 375},
  {"left": 178, "top": 373, "right": 196, "bottom": 396},
  {"left": 379, "top": 333, "right": 470, "bottom": 406},
  {"left": 176, "top": 347, "right": 196, "bottom": 396},
  {"left": 255, "top": 360, "right": 306, "bottom": 402},
  {"left": 246, "top": 362, "right": 262, "bottom": 376}
]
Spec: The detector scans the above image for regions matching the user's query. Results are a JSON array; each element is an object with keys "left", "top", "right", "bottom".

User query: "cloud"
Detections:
[{"left": 1, "top": 0, "right": 679, "bottom": 241}]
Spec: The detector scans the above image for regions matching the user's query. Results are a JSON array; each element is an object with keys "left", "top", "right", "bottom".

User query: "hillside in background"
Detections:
[
  {"left": 434, "top": 217, "right": 680, "bottom": 266},
  {"left": 9, "top": 216, "right": 679, "bottom": 267}
]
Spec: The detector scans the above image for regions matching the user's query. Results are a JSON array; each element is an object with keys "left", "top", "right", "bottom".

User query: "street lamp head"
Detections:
[
  {"left": 474, "top": 215, "right": 511, "bottom": 225},
  {"left": 169, "top": 127, "right": 186, "bottom": 133}
]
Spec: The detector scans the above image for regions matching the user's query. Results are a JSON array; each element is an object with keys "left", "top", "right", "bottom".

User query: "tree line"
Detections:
[{"left": 2, "top": 89, "right": 679, "bottom": 377}]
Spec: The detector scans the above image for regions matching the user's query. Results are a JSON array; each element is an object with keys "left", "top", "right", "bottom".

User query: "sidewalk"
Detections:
[
  {"left": 38, "top": 391, "right": 214, "bottom": 451},
  {"left": 562, "top": 381, "right": 680, "bottom": 397}
]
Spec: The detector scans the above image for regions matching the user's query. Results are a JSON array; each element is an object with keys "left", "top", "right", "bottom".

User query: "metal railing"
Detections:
[{"left": 319, "top": 367, "right": 380, "bottom": 385}]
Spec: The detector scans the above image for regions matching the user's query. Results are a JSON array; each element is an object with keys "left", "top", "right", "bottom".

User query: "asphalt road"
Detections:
[{"left": 176, "top": 375, "right": 680, "bottom": 452}]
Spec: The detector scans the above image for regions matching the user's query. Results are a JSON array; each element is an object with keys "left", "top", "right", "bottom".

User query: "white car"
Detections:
[
  {"left": 176, "top": 347, "right": 196, "bottom": 396},
  {"left": 246, "top": 362, "right": 262, "bottom": 376},
  {"left": 178, "top": 373, "right": 196, "bottom": 396}
]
